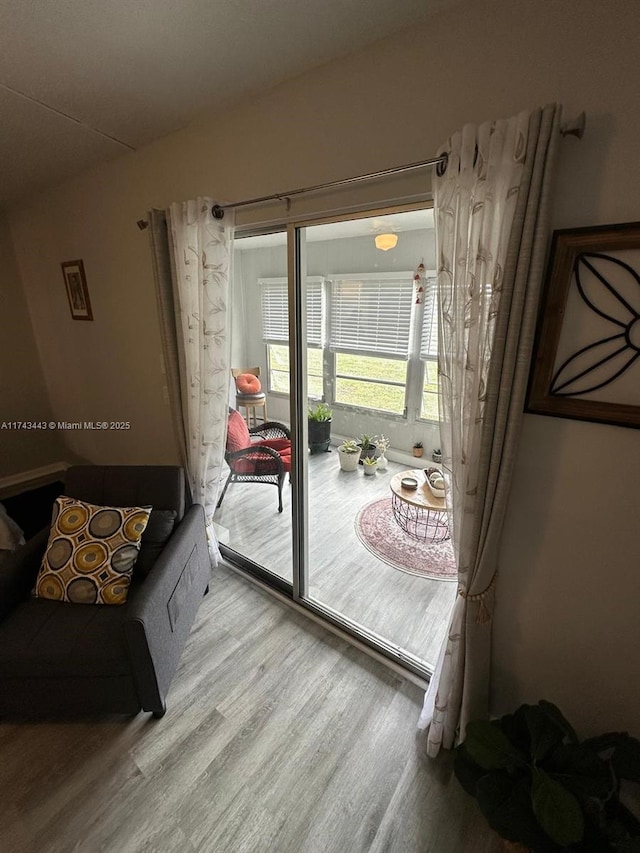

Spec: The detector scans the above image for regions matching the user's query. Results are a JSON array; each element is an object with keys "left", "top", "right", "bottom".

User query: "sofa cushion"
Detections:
[
  {"left": 134, "top": 509, "right": 177, "bottom": 578},
  {"left": 33, "top": 496, "right": 151, "bottom": 606},
  {"left": 0, "top": 503, "right": 25, "bottom": 551},
  {"left": 0, "top": 598, "right": 131, "bottom": 678}
]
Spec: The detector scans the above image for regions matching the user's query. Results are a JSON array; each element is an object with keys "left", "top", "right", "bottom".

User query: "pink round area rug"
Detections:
[{"left": 355, "top": 497, "right": 456, "bottom": 581}]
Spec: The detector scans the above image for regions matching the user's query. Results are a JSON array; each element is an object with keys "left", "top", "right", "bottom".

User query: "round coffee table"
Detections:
[{"left": 390, "top": 469, "right": 450, "bottom": 543}]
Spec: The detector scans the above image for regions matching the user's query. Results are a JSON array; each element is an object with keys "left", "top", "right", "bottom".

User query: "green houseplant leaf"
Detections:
[
  {"left": 537, "top": 700, "right": 579, "bottom": 745},
  {"left": 583, "top": 732, "right": 640, "bottom": 783},
  {"left": 546, "top": 743, "right": 614, "bottom": 801},
  {"left": 454, "top": 701, "right": 640, "bottom": 851},
  {"left": 497, "top": 707, "right": 533, "bottom": 754},
  {"left": 453, "top": 745, "right": 490, "bottom": 796},
  {"left": 531, "top": 767, "right": 584, "bottom": 846},
  {"left": 525, "top": 704, "right": 569, "bottom": 763},
  {"left": 308, "top": 402, "right": 332, "bottom": 422},
  {"left": 475, "top": 773, "right": 558, "bottom": 852},
  {"left": 463, "top": 720, "right": 527, "bottom": 770}
]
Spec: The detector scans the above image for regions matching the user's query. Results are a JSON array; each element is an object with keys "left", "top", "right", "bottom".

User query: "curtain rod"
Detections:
[
  {"left": 210, "top": 154, "right": 446, "bottom": 220},
  {"left": 210, "top": 113, "right": 585, "bottom": 220},
  {"left": 136, "top": 112, "right": 585, "bottom": 229}
]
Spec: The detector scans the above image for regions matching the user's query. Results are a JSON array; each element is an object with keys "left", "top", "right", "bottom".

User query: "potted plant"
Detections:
[
  {"left": 308, "top": 402, "right": 332, "bottom": 453},
  {"left": 412, "top": 441, "right": 424, "bottom": 458},
  {"left": 358, "top": 434, "right": 378, "bottom": 464},
  {"left": 337, "top": 439, "right": 361, "bottom": 471},
  {"left": 362, "top": 456, "right": 378, "bottom": 476},
  {"left": 454, "top": 700, "right": 640, "bottom": 852},
  {"left": 375, "top": 435, "right": 390, "bottom": 471}
]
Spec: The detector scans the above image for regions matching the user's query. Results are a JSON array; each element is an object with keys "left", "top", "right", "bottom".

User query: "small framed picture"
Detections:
[
  {"left": 61, "top": 259, "right": 93, "bottom": 321},
  {"left": 526, "top": 221, "right": 640, "bottom": 429}
]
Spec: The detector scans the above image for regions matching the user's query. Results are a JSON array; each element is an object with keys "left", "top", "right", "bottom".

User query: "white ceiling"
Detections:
[{"left": 0, "top": 0, "right": 452, "bottom": 208}]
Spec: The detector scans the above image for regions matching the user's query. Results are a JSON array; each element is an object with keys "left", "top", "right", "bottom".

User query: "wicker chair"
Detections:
[{"left": 217, "top": 409, "right": 291, "bottom": 513}]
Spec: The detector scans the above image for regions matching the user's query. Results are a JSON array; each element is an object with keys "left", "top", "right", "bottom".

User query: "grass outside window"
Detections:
[
  {"left": 268, "top": 344, "right": 323, "bottom": 398},
  {"left": 335, "top": 353, "right": 407, "bottom": 414},
  {"left": 420, "top": 359, "right": 439, "bottom": 421}
]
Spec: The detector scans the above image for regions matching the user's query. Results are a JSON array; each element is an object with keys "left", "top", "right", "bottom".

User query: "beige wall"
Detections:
[
  {"left": 0, "top": 213, "right": 66, "bottom": 476},
  {"left": 8, "top": 0, "right": 640, "bottom": 734}
]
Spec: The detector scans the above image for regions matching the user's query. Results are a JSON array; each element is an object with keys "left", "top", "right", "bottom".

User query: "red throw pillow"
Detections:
[
  {"left": 226, "top": 409, "right": 251, "bottom": 452},
  {"left": 236, "top": 373, "right": 261, "bottom": 394}
]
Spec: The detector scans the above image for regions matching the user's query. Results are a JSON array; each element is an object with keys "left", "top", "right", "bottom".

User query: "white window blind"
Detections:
[
  {"left": 260, "top": 277, "right": 323, "bottom": 346},
  {"left": 306, "top": 279, "right": 323, "bottom": 347},
  {"left": 329, "top": 273, "right": 413, "bottom": 358},
  {"left": 419, "top": 273, "right": 439, "bottom": 359}
]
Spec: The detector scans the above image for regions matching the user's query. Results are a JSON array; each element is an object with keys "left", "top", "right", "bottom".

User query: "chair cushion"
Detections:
[
  {"left": 226, "top": 409, "right": 251, "bottom": 452},
  {"left": 260, "top": 438, "right": 291, "bottom": 454},
  {"left": 235, "top": 373, "right": 261, "bottom": 394},
  {"left": 33, "top": 496, "right": 151, "bottom": 606},
  {"left": 235, "top": 392, "right": 266, "bottom": 403},
  {"left": 230, "top": 439, "right": 292, "bottom": 475}
]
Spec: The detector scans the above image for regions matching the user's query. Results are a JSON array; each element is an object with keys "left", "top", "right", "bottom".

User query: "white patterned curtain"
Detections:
[
  {"left": 419, "top": 105, "right": 562, "bottom": 755},
  {"left": 150, "top": 198, "right": 234, "bottom": 564}
]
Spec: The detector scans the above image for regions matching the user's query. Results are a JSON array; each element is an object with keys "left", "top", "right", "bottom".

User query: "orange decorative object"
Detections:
[{"left": 236, "top": 373, "right": 261, "bottom": 394}]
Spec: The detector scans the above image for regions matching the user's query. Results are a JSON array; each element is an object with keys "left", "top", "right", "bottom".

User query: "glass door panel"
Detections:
[
  {"left": 298, "top": 210, "right": 456, "bottom": 671},
  {"left": 214, "top": 232, "right": 293, "bottom": 585}
]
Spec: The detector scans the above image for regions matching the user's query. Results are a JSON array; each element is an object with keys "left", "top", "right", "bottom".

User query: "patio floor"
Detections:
[{"left": 213, "top": 450, "right": 456, "bottom": 669}]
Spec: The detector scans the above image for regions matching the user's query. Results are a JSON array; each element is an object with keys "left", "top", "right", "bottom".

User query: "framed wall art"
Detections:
[
  {"left": 526, "top": 221, "right": 640, "bottom": 429},
  {"left": 61, "top": 259, "right": 93, "bottom": 321}
]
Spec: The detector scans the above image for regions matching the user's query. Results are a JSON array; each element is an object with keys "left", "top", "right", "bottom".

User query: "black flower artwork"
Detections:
[
  {"left": 550, "top": 252, "right": 640, "bottom": 397},
  {"left": 526, "top": 222, "right": 640, "bottom": 429}
]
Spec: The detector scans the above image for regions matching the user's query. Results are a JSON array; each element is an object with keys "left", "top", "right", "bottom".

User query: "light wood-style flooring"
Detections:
[
  {"left": 0, "top": 565, "right": 500, "bottom": 853},
  {"left": 214, "top": 452, "right": 456, "bottom": 668}
]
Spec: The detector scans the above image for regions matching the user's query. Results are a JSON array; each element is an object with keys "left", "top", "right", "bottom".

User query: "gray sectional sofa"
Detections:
[{"left": 0, "top": 465, "right": 211, "bottom": 718}]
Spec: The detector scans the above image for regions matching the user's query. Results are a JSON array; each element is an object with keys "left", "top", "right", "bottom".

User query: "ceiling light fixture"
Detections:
[{"left": 375, "top": 233, "right": 398, "bottom": 251}]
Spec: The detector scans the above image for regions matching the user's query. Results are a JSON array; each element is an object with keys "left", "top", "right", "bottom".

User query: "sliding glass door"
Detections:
[{"left": 218, "top": 205, "right": 455, "bottom": 676}]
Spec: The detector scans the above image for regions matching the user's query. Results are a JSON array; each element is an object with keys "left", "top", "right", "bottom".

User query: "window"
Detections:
[
  {"left": 258, "top": 260, "right": 440, "bottom": 421},
  {"left": 335, "top": 353, "right": 407, "bottom": 414},
  {"left": 419, "top": 273, "right": 439, "bottom": 421},
  {"left": 421, "top": 360, "right": 439, "bottom": 421},
  {"left": 268, "top": 344, "right": 323, "bottom": 398},
  {"left": 260, "top": 277, "right": 324, "bottom": 396},
  {"left": 329, "top": 272, "right": 413, "bottom": 414}
]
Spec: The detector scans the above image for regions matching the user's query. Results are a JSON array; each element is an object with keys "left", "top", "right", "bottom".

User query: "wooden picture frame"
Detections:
[
  {"left": 526, "top": 221, "right": 640, "bottom": 429},
  {"left": 61, "top": 259, "right": 93, "bottom": 321}
]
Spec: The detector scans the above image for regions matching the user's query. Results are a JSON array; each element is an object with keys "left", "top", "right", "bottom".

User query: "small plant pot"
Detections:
[
  {"left": 412, "top": 447, "right": 424, "bottom": 458},
  {"left": 358, "top": 445, "right": 377, "bottom": 465},
  {"left": 308, "top": 419, "right": 331, "bottom": 453},
  {"left": 338, "top": 448, "right": 361, "bottom": 471},
  {"left": 363, "top": 461, "right": 378, "bottom": 476}
]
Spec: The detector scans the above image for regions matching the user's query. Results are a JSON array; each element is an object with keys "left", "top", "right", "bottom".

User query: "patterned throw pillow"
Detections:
[{"left": 33, "top": 496, "right": 151, "bottom": 605}]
